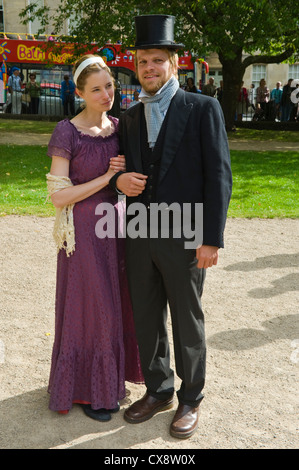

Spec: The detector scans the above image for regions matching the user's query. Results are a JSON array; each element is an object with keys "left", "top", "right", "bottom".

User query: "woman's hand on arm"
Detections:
[
  {"left": 49, "top": 156, "right": 115, "bottom": 208},
  {"left": 109, "top": 154, "right": 126, "bottom": 172}
]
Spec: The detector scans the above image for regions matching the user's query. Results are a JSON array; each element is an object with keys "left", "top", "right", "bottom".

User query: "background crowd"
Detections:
[
  {"left": 181, "top": 76, "right": 299, "bottom": 123},
  {"left": 5, "top": 69, "right": 77, "bottom": 116},
  {"left": 5, "top": 65, "right": 299, "bottom": 123}
]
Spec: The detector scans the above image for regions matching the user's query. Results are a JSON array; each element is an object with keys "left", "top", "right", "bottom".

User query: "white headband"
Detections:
[{"left": 73, "top": 57, "right": 106, "bottom": 85}]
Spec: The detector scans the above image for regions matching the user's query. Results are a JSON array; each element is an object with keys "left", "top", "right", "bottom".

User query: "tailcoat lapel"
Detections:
[
  {"left": 125, "top": 89, "right": 193, "bottom": 180},
  {"left": 126, "top": 103, "right": 143, "bottom": 174},
  {"left": 158, "top": 88, "right": 193, "bottom": 183}
]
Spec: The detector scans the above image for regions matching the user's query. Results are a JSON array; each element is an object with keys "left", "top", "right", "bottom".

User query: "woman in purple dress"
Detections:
[{"left": 47, "top": 55, "right": 143, "bottom": 421}]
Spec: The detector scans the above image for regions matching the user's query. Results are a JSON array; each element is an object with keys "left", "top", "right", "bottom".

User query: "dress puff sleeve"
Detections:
[{"left": 47, "top": 120, "right": 73, "bottom": 160}]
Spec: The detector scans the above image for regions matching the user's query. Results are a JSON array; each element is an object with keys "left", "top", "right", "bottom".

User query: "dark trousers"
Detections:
[
  {"left": 29, "top": 97, "right": 40, "bottom": 114},
  {"left": 63, "top": 94, "right": 75, "bottom": 116},
  {"left": 125, "top": 234, "right": 206, "bottom": 407}
]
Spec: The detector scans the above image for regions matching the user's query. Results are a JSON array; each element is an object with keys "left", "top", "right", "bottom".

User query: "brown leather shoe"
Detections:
[
  {"left": 170, "top": 403, "right": 200, "bottom": 439},
  {"left": 124, "top": 393, "right": 174, "bottom": 424}
]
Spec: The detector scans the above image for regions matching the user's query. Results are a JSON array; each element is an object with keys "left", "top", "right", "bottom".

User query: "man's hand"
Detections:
[
  {"left": 196, "top": 245, "right": 219, "bottom": 269},
  {"left": 116, "top": 172, "right": 147, "bottom": 197}
]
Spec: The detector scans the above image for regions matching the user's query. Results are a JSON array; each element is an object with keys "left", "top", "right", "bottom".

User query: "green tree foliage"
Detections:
[{"left": 20, "top": 0, "right": 299, "bottom": 129}]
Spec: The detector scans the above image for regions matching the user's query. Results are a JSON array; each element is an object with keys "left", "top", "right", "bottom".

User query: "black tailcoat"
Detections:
[
  {"left": 118, "top": 88, "right": 232, "bottom": 405},
  {"left": 119, "top": 88, "right": 232, "bottom": 247}
]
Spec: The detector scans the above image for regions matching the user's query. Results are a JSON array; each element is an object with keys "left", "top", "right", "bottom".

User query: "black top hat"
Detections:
[{"left": 132, "top": 14, "right": 185, "bottom": 50}]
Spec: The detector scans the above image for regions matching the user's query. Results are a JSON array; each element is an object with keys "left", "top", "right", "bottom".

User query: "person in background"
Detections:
[
  {"left": 270, "top": 81, "right": 282, "bottom": 120},
  {"left": 281, "top": 78, "right": 294, "bottom": 122},
  {"left": 290, "top": 83, "right": 299, "bottom": 121},
  {"left": 26, "top": 73, "right": 41, "bottom": 114},
  {"left": 236, "top": 81, "right": 249, "bottom": 121},
  {"left": 256, "top": 78, "right": 269, "bottom": 117},
  {"left": 108, "top": 80, "right": 121, "bottom": 117},
  {"left": 185, "top": 77, "right": 198, "bottom": 93},
  {"left": 7, "top": 67, "right": 23, "bottom": 114},
  {"left": 252, "top": 102, "right": 265, "bottom": 121},
  {"left": 248, "top": 83, "right": 256, "bottom": 114},
  {"left": 202, "top": 77, "right": 217, "bottom": 97},
  {"left": 61, "top": 75, "right": 75, "bottom": 116},
  {"left": 216, "top": 80, "right": 223, "bottom": 105},
  {"left": 128, "top": 90, "right": 140, "bottom": 108}
]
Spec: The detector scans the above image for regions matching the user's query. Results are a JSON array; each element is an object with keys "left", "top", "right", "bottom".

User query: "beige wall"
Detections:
[
  {"left": 2, "top": 0, "right": 67, "bottom": 35},
  {"left": 3, "top": 0, "right": 27, "bottom": 33},
  {"left": 243, "top": 63, "right": 289, "bottom": 91}
]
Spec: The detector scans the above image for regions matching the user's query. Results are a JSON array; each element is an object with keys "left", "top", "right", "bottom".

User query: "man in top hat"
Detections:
[{"left": 109, "top": 14, "right": 232, "bottom": 439}]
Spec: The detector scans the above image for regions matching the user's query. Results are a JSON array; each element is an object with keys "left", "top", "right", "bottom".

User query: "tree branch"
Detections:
[{"left": 242, "top": 48, "right": 294, "bottom": 68}]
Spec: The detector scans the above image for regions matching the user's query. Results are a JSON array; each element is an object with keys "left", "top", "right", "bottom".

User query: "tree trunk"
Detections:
[{"left": 219, "top": 50, "right": 245, "bottom": 131}]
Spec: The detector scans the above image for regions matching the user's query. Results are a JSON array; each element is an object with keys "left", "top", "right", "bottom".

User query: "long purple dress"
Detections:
[{"left": 47, "top": 118, "right": 143, "bottom": 412}]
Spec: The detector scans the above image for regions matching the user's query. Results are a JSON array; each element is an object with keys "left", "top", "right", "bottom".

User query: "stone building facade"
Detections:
[{"left": 2, "top": 1, "right": 299, "bottom": 94}]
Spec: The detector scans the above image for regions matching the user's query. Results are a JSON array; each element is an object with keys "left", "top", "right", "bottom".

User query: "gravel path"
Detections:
[
  {"left": 0, "top": 215, "right": 298, "bottom": 449},
  {"left": 0, "top": 131, "right": 299, "bottom": 151}
]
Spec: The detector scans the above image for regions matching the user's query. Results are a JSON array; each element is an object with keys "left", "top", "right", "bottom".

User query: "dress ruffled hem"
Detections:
[{"left": 48, "top": 347, "right": 126, "bottom": 412}]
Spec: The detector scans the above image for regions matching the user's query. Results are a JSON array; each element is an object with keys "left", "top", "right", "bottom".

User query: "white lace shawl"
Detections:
[{"left": 46, "top": 173, "right": 75, "bottom": 257}]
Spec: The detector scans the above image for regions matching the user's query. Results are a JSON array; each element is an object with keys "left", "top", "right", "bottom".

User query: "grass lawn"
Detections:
[
  {"left": 0, "top": 144, "right": 298, "bottom": 218},
  {"left": 1, "top": 118, "right": 299, "bottom": 141},
  {"left": 0, "top": 145, "right": 54, "bottom": 217},
  {"left": 228, "top": 127, "right": 299, "bottom": 142},
  {"left": 229, "top": 150, "right": 298, "bottom": 217},
  {"left": 0, "top": 119, "right": 57, "bottom": 135}
]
